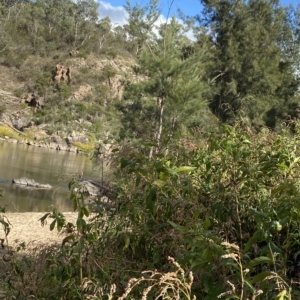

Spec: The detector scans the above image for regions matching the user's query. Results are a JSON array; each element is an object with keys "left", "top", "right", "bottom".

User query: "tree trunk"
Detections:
[{"left": 149, "top": 97, "right": 164, "bottom": 159}]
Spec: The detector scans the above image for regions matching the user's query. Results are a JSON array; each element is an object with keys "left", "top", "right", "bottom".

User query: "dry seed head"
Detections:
[
  {"left": 221, "top": 242, "right": 240, "bottom": 252},
  {"left": 118, "top": 278, "right": 138, "bottom": 300},
  {"left": 141, "top": 285, "right": 153, "bottom": 300},
  {"left": 218, "top": 290, "right": 234, "bottom": 298},
  {"left": 189, "top": 271, "right": 194, "bottom": 286},
  {"left": 159, "top": 272, "right": 177, "bottom": 285},
  {"left": 253, "top": 289, "right": 263, "bottom": 298},
  {"left": 110, "top": 284, "right": 116, "bottom": 295},
  {"left": 217, "top": 280, "right": 236, "bottom": 298},
  {"left": 221, "top": 253, "right": 239, "bottom": 262}
]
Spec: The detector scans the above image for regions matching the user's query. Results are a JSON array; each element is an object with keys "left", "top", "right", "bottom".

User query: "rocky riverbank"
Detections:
[
  {"left": 0, "top": 135, "right": 84, "bottom": 153},
  {"left": 0, "top": 132, "right": 114, "bottom": 156}
]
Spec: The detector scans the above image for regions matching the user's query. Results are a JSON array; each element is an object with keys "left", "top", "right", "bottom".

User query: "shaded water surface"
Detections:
[{"left": 0, "top": 141, "right": 99, "bottom": 212}]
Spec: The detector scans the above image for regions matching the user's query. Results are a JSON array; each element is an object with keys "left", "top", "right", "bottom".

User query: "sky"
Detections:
[{"left": 99, "top": 0, "right": 300, "bottom": 26}]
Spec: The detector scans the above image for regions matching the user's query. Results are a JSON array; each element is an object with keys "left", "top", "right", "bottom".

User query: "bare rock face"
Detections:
[
  {"left": 67, "top": 84, "right": 92, "bottom": 102},
  {"left": 53, "top": 64, "right": 71, "bottom": 84}
]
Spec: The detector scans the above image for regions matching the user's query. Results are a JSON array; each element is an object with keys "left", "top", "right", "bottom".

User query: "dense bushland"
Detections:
[{"left": 1, "top": 122, "right": 300, "bottom": 299}]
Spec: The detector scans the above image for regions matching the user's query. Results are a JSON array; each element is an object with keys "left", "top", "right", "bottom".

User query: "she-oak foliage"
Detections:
[
  {"left": 199, "top": 0, "right": 300, "bottom": 129},
  {"left": 119, "top": 7, "right": 213, "bottom": 150}
]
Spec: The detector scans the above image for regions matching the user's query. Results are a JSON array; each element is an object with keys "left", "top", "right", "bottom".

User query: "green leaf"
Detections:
[
  {"left": 174, "top": 166, "right": 196, "bottom": 173},
  {"left": 120, "top": 158, "right": 131, "bottom": 169},
  {"left": 50, "top": 220, "right": 56, "bottom": 231},
  {"left": 57, "top": 220, "right": 64, "bottom": 232},
  {"left": 135, "top": 174, "right": 141, "bottom": 187},
  {"left": 82, "top": 206, "right": 90, "bottom": 217},
  {"left": 168, "top": 220, "right": 186, "bottom": 232},
  {"left": 246, "top": 256, "right": 272, "bottom": 270},
  {"left": 244, "top": 279, "right": 255, "bottom": 292},
  {"left": 146, "top": 186, "right": 157, "bottom": 214},
  {"left": 249, "top": 207, "right": 268, "bottom": 219},
  {"left": 244, "top": 231, "right": 262, "bottom": 252},
  {"left": 242, "top": 139, "right": 251, "bottom": 144},
  {"left": 123, "top": 235, "right": 130, "bottom": 250},
  {"left": 204, "top": 217, "right": 211, "bottom": 230},
  {"left": 73, "top": 197, "right": 78, "bottom": 211},
  {"left": 39, "top": 213, "right": 50, "bottom": 226},
  {"left": 76, "top": 218, "right": 86, "bottom": 230},
  {"left": 269, "top": 241, "right": 282, "bottom": 254}
]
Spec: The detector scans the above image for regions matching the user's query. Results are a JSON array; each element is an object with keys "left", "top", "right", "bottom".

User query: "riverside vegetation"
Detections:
[
  {"left": 1, "top": 0, "right": 300, "bottom": 299},
  {"left": 2, "top": 122, "right": 300, "bottom": 299}
]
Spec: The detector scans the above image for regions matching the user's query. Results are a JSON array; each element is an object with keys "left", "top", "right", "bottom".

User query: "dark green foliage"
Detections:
[
  {"left": 118, "top": 16, "right": 212, "bottom": 149},
  {"left": 198, "top": 0, "right": 300, "bottom": 128}
]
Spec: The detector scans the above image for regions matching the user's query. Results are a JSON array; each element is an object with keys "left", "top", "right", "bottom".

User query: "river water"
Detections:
[{"left": 0, "top": 141, "right": 101, "bottom": 212}]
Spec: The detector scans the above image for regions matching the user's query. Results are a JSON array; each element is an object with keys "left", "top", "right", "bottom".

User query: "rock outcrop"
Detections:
[
  {"left": 12, "top": 177, "right": 52, "bottom": 189},
  {"left": 53, "top": 64, "right": 71, "bottom": 84},
  {"left": 23, "top": 93, "right": 45, "bottom": 111}
]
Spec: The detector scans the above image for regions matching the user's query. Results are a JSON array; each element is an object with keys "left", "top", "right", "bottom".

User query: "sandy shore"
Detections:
[
  {"left": 0, "top": 212, "right": 81, "bottom": 298},
  {"left": 0, "top": 212, "right": 79, "bottom": 247}
]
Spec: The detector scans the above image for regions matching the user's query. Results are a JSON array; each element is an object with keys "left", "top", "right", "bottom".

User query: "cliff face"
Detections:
[{"left": 0, "top": 53, "right": 137, "bottom": 147}]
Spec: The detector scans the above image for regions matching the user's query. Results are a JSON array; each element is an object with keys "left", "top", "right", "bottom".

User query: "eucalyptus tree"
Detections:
[
  {"left": 124, "top": 0, "right": 160, "bottom": 55},
  {"left": 70, "top": 0, "right": 98, "bottom": 47},
  {"left": 96, "top": 17, "right": 113, "bottom": 51}
]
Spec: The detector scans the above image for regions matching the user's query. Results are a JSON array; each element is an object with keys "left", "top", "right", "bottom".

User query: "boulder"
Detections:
[{"left": 12, "top": 177, "right": 52, "bottom": 189}]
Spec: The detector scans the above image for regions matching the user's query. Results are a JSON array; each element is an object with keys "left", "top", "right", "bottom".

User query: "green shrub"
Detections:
[{"left": 58, "top": 82, "right": 72, "bottom": 100}]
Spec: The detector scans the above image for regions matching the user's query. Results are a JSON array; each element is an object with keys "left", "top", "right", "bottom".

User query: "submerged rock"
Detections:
[{"left": 12, "top": 177, "right": 52, "bottom": 189}]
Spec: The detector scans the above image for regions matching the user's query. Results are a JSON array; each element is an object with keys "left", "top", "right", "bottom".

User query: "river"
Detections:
[{"left": 0, "top": 141, "right": 101, "bottom": 212}]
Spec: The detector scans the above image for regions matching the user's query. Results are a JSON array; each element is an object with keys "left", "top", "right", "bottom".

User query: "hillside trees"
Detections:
[
  {"left": 124, "top": 0, "right": 160, "bottom": 55},
  {"left": 198, "top": 0, "right": 300, "bottom": 129}
]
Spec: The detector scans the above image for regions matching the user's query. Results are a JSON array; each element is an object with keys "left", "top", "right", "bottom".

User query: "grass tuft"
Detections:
[
  {"left": 0, "top": 125, "right": 20, "bottom": 139},
  {"left": 72, "top": 141, "right": 95, "bottom": 153}
]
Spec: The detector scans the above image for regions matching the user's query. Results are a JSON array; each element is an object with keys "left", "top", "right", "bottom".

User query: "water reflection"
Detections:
[{"left": 0, "top": 141, "right": 99, "bottom": 212}]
